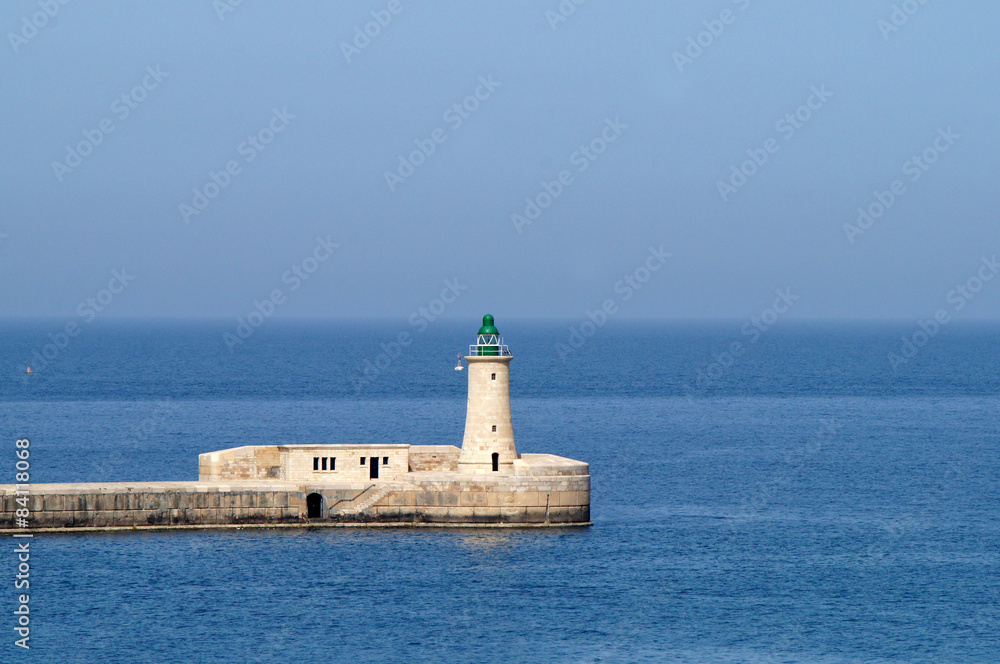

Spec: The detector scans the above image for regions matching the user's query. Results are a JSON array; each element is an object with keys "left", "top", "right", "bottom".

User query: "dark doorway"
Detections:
[
  {"left": 492, "top": 453, "right": 499, "bottom": 472},
  {"left": 369, "top": 456, "right": 379, "bottom": 479},
  {"left": 306, "top": 493, "right": 323, "bottom": 518}
]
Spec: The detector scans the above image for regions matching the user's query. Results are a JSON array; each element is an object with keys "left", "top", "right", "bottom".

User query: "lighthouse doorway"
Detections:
[
  {"left": 369, "top": 457, "right": 379, "bottom": 479},
  {"left": 306, "top": 493, "right": 323, "bottom": 518}
]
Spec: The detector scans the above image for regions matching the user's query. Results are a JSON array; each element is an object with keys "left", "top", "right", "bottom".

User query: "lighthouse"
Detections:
[{"left": 458, "top": 314, "right": 518, "bottom": 474}]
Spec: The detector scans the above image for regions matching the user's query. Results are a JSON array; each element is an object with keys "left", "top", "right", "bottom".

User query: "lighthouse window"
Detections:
[
  {"left": 492, "top": 373, "right": 496, "bottom": 380},
  {"left": 313, "top": 457, "right": 319, "bottom": 471},
  {"left": 492, "top": 425, "right": 497, "bottom": 432},
  {"left": 360, "top": 457, "right": 366, "bottom": 465},
  {"left": 321, "top": 457, "right": 327, "bottom": 470},
  {"left": 383, "top": 456, "right": 389, "bottom": 465},
  {"left": 330, "top": 457, "right": 336, "bottom": 470}
]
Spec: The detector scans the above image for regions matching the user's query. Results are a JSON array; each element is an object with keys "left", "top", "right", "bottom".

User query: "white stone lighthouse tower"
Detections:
[{"left": 458, "top": 314, "right": 518, "bottom": 474}]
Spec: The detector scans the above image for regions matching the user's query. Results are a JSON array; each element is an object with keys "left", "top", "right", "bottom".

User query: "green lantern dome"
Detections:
[
  {"left": 478, "top": 314, "right": 499, "bottom": 336},
  {"left": 473, "top": 314, "right": 503, "bottom": 356}
]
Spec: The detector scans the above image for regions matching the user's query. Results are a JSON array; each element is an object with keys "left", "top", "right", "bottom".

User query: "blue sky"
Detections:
[{"left": 2, "top": 1, "right": 998, "bottom": 320}]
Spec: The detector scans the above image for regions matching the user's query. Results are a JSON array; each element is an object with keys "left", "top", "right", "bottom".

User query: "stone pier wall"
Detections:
[
  {"left": 0, "top": 482, "right": 304, "bottom": 529},
  {"left": 0, "top": 474, "right": 590, "bottom": 532}
]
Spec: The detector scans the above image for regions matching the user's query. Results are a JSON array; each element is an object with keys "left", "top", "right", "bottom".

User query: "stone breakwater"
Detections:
[
  {"left": 3, "top": 316, "right": 593, "bottom": 533},
  {"left": 0, "top": 471, "right": 590, "bottom": 533}
]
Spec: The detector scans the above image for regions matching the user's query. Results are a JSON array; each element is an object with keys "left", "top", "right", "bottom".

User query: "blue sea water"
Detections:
[{"left": 1, "top": 320, "right": 998, "bottom": 663}]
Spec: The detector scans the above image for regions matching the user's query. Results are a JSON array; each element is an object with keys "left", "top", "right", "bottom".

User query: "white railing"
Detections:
[{"left": 467, "top": 343, "right": 511, "bottom": 357}]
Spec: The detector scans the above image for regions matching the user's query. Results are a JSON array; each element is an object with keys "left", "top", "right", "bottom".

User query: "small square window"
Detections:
[
  {"left": 313, "top": 457, "right": 319, "bottom": 471},
  {"left": 492, "top": 425, "right": 497, "bottom": 432},
  {"left": 330, "top": 457, "right": 336, "bottom": 470},
  {"left": 383, "top": 456, "right": 389, "bottom": 465},
  {"left": 360, "top": 457, "right": 366, "bottom": 465}
]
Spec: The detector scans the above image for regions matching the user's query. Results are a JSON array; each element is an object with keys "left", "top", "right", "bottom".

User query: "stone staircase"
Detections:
[{"left": 333, "top": 484, "right": 395, "bottom": 517}]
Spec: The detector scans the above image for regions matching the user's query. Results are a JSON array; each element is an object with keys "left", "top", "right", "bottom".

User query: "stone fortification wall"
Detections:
[
  {"left": 0, "top": 482, "right": 304, "bottom": 529},
  {"left": 336, "top": 473, "right": 590, "bottom": 525},
  {"left": 0, "top": 470, "right": 590, "bottom": 531},
  {"left": 407, "top": 445, "right": 460, "bottom": 472},
  {"left": 198, "top": 446, "right": 283, "bottom": 481}
]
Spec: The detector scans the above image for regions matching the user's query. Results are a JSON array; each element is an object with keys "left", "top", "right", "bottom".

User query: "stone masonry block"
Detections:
[
  {"left": 437, "top": 492, "right": 460, "bottom": 507},
  {"left": 499, "top": 507, "right": 527, "bottom": 523},
  {"left": 387, "top": 491, "right": 413, "bottom": 507},
  {"left": 418, "top": 506, "right": 453, "bottom": 523},
  {"left": 514, "top": 491, "right": 539, "bottom": 508},
  {"left": 524, "top": 507, "right": 548, "bottom": 523},
  {"left": 459, "top": 492, "right": 488, "bottom": 507},
  {"left": 471, "top": 508, "right": 502, "bottom": 524},
  {"left": 487, "top": 491, "right": 516, "bottom": 507}
]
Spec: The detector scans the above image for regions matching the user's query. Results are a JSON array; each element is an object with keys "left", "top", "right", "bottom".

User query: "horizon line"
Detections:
[{"left": 3, "top": 316, "right": 1000, "bottom": 324}]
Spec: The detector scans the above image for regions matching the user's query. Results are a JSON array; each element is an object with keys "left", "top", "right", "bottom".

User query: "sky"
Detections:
[{"left": 1, "top": 1, "right": 998, "bottom": 321}]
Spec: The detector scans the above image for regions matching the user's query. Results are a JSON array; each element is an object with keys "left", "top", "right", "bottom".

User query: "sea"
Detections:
[{"left": 1, "top": 319, "right": 998, "bottom": 664}]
